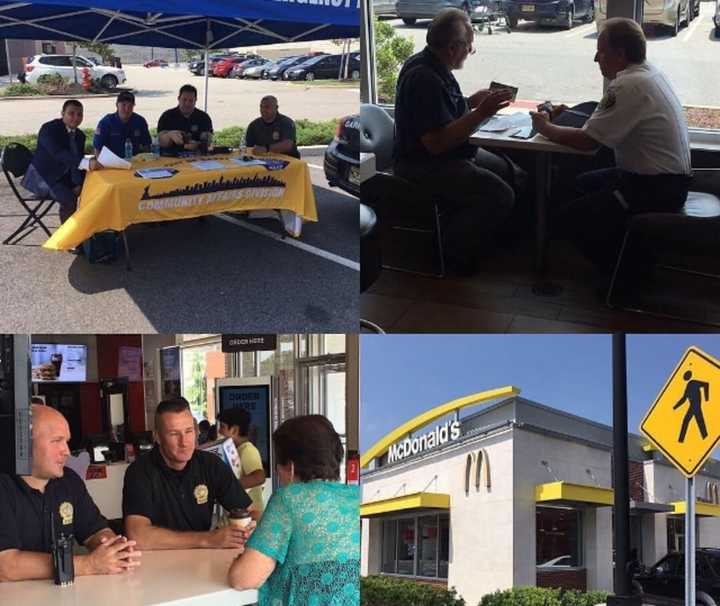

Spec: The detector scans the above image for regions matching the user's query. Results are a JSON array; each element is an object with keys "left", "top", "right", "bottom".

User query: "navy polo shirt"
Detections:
[
  {"left": 394, "top": 47, "right": 476, "bottom": 163},
  {"left": 122, "top": 446, "right": 251, "bottom": 532},
  {"left": 245, "top": 113, "right": 300, "bottom": 159},
  {"left": 0, "top": 469, "right": 108, "bottom": 553},
  {"left": 157, "top": 107, "right": 213, "bottom": 152},
  {"left": 93, "top": 112, "right": 152, "bottom": 157}
]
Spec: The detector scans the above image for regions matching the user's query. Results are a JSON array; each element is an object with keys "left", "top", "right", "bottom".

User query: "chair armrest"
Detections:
[{"left": 690, "top": 167, "right": 720, "bottom": 197}]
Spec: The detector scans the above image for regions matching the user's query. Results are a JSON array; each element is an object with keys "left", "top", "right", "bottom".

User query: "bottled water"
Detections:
[
  {"left": 151, "top": 135, "right": 160, "bottom": 158},
  {"left": 124, "top": 139, "right": 133, "bottom": 160},
  {"left": 239, "top": 135, "right": 246, "bottom": 157}
]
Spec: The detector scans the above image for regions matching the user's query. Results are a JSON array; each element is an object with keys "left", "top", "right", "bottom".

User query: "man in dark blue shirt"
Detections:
[
  {"left": 394, "top": 8, "right": 523, "bottom": 274},
  {"left": 93, "top": 91, "right": 151, "bottom": 158},
  {"left": 0, "top": 405, "right": 141, "bottom": 582}
]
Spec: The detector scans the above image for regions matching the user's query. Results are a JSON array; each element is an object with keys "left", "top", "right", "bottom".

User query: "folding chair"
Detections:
[{"left": 1, "top": 143, "right": 56, "bottom": 245}]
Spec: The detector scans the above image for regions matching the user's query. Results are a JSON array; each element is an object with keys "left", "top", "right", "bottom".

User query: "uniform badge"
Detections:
[
  {"left": 194, "top": 484, "right": 209, "bottom": 505},
  {"left": 94, "top": 127, "right": 101, "bottom": 136},
  {"left": 59, "top": 501, "right": 73, "bottom": 525},
  {"left": 134, "top": 130, "right": 140, "bottom": 137},
  {"left": 191, "top": 124, "right": 199, "bottom": 132},
  {"left": 598, "top": 89, "right": 616, "bottom": 111},
  {"left": 272, "top": 130, "right": 280, "bottom": 141}
]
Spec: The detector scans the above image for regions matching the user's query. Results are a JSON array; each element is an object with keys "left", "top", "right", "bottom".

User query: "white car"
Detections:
[{"left": 23, "top": 55, "right": 126, "bottom": 88}]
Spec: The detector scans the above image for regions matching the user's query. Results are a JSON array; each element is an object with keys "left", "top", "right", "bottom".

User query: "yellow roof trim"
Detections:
[
  {"left": 360, "top": 492, "right": 450, "bottom": 517},
  {"left": 671, "top": 501, "right": 720, "bottom": 517},
  {"left": 642, "top": 442, "right": 657, "bottom": 452},
  {"left": 535, "top": 481, "right": 614, "bottom": 506},
  {"left": 360, "top": 385, "right": 520, "bottom": 468}
]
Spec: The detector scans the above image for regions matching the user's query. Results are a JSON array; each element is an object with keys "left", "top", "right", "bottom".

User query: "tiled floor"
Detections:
[{"left": 361, "top": 240, "right": 720, "bottom": 333}]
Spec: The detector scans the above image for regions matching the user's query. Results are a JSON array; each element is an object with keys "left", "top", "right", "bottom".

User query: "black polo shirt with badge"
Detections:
[
  {"left": 0, "top": 468, "right": 108, "bottom": 553},
  {"left": 394, "top": 46, "right": 477, "bottom": 164},
  {"left": 122, "top": 446, "right": 251, "bottom": 531},
  {"left": 245, "top": 113, "right": 300, "bottom": 159},
  {"left": 157, "top": 107, "right": 213, "bottom": 152}
]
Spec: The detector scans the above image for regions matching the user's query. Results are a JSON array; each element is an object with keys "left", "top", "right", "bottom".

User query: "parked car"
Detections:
[
  {"left": 324, "top": 114, "right": 360, "bottom": 198},
  {"left": 504, "top": 0, "right": 595, "bottom": 29},
  {"left": 22, "top": 54, "right": 126, "bottom": 88},
  {"left": 633, "top": 550, "right": 720, "bottom": 606},
  {"left": 285, "top": 53, "right": 361, "bottom": 81},
  {"left": 144, "top": 59, "right": 168, "bottom": 68},
  {"left": 395, "top": 0, "right": 488, "bottom": 25},
  {"left": 189, "top": 53, "right": 246, "bottom": 76},
  {"left": 260, "top": 57, "right": 295, "bottom": 79},
  {"left": 267, "top": 53, "right": 327, "bottom": 80},
  {"left": 213, "top": 56, "right": 249, "bottom": 77},
  {"left": 373, "top": 0, "right": 398, "bottom": 17},
  {"left": 229, "top": 57, "right": 268, "bottom": 78},
  {"left": 537, "top": 555, "right": 574, "bottom": 568},
  {"left": 596, "top": 0, "right": 691, "bottom": 35},
  {"left": 243, "top": 60, "right": 274, "bottom": 79}
]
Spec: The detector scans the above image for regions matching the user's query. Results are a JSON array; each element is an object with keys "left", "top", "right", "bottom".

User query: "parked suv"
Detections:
[
  {"left": 504, "top": 0, "right": 594, "bottom": 29},
  {"left": 285, "top": 53, "right": 361, "bottom": 81},
  {"left": 596, "top": 0, "right": 693, "bottom": 35},
  {"left": 324, "top": 114, "right": 360, "bottom": 198},
  {"left": 633, "top": 550, "right": 720, "bottom": 606},
  {"left": 22, "top": 55, "right": 126, "bottom": 88},
  {"left": 395, "top": 0, "right": 487, "bottom": 25}
]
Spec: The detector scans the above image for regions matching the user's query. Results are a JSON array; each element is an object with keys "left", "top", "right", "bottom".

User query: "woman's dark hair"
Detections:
[{"left": 273, "top": 415, "right": 344, "bottom": 482}]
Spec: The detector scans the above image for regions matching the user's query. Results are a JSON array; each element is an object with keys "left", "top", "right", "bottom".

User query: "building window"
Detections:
[
  {"left": 380, "top": 513, "right": 450, "bottom": 579},
  {"left": 536, "top": 507, "right": 582, "bottom": 567}
]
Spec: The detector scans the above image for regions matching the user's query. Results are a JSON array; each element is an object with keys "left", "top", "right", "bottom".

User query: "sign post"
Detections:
[{"left": 641, "top": 346, "right": 720, "bottom": 606}]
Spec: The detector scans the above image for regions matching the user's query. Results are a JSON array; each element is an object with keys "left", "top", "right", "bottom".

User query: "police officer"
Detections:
[
  {"left": 123, "top": 398, "right": 256, "bottom": 550},
  {"left": 93, "top": 91, "right": 152, "bottom": 158},
  {"left": 530, "top": 17, "right": 691, "bottom": 274},
  {"left": 0, "top": 405, "right": 142, "bottom": 582},
  {"left": 245, "top": 96, "right": 300, "bottom": 159},
  {"left": 393, "top": 8, "right": 523, "bottom": 275},
  {"left": 157, "top": 85, "right": 213, "bottom": 153}
]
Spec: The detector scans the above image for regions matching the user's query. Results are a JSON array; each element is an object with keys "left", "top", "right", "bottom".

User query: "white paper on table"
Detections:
[
  {"left": 135, "top": 168, "right": 177, "bottom": 179},
  {"left": 476, "top": 112, "right": 530, "bottom": 133},
  {"left": 97, "top": 146, "right": 132, "bottom": 169},
  {"left": 229, "top": 158, "right": 266, "bottom": 167},
  {"left": 191, "top": 160, "right": 224, "bottom": 170}
]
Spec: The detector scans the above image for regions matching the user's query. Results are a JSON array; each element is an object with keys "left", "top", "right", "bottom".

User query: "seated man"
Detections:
[
  {"left": 157, "top": 85, "right": 213, "bottom": 153},
  {"left": 0, "top": 405, "right": 142, "bottom": 582},
  {"left": 123, "top": 398, "right": 258, "bottom": 550},
  {"left": 245, "top": 96, "right": 300, "bottom": 159},
  {"left": 93, "top": 91, "right": 151, "bottom": 158},
  {"left": 393, "top": 8, "right": 523, "bottom": 275},
  {"left": 530, "top": 17, "right": 691, "bottom": 274},
  {"left": 21, "top": 99, "right": 101, "bottom": 224}
]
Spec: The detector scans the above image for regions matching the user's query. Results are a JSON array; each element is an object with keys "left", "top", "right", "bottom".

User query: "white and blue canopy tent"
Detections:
[{"left": 0, "top": 0, "right": 360, "bottom": 106}]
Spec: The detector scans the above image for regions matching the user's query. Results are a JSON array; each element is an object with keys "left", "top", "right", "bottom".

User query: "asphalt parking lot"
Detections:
[
  {"left": 0, "top": 64, "right": 360, "bottom": 136},
  {"left": 0, "top": 149, "right": 359, "bottom": 333},
  {"left": 386, "top": 0, "right": 719, "bottom": 107}
]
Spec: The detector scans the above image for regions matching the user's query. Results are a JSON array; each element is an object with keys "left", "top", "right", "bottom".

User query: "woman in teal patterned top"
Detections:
[{"left": 228, "top": 415, "right": 360, "bottom": 606}]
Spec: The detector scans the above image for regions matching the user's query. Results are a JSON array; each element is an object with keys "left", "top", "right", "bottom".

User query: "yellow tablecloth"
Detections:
[{"left": 43, "top": 152, "right": 318, "bottom": 250}]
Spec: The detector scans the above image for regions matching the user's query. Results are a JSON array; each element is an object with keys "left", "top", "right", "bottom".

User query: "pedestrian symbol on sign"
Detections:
[{"left": 674, "top": 371, "right": 711, "bottom": 443}]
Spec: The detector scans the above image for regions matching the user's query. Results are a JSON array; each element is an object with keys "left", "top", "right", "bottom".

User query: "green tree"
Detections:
[
  {"left": 374, "top": 18, "right": 414, "bottom": 103},
  {"left": 83, "top": 42, "right": 116, "bottom": 63},
  {"left": 185, "top": 352, "right": 207, "bottom": 418}
]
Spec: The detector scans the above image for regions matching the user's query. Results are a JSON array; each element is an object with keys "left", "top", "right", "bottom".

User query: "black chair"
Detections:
[
  {"left": 360, "top": 103, "right": 446, "bottom": 277},
  {"left": 1, "top": 143, "right": 57, "bottom": 245},
  {"left": 360, "top": 203, "right": 384, "bottom": 334},
  {"left": 606, "top": 169, "right": 720, "bottom": 326}
]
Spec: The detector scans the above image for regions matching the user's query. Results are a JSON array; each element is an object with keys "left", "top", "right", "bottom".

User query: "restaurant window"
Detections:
[
  {"left": 379, "top": 514, "right": 450, "bottom": 579},
  {"left": 180, "top": 341, "right": 222, "bottom": 420},
  {"left": 536, "top": 506, "right": 582, "bottom": 567}
]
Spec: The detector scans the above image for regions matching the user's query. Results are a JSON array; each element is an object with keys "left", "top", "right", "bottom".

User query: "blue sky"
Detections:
[{"left": 360, "top": 334, "right": 720, "bottom": 451}]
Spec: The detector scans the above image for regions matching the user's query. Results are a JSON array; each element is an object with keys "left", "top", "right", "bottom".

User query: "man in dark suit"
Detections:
[{"left": 22, "top": 99, "right": 102, "bottom": 224}]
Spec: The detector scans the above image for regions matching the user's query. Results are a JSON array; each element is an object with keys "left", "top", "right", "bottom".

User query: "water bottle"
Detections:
[
  {"left": 239, "top": 135, "right": 246, "bottom": 158},
  {"left": 124, "top": 138, "right": 133, "bottom": 160},
  {"left": 151, "top": 135, "right": 160, "bottom": 158}
]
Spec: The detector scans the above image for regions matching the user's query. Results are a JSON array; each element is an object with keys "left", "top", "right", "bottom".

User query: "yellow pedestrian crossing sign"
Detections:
[{"left": 641, "top": 347, "right": 720, "bottom": 478}]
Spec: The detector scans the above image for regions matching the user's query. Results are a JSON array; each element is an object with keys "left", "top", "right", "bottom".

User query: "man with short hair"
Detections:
[
  {"left": 0, "top": 405, "right": 142, "bottom": 582},
  {"left": 21, "top": 100, "right": 102, "bottom": 224},
  {"left": 530, "top": 17, "right": 692, "bottom": 273},
  {"left": 123, "top": 398, "right": 257, "bottom": 551},
  {"left": 393, "top": 8, "right": 523, "bottom": 274},
  {"left": 157, "top": 85, "right": 213, "bottom": 153},
  {"left": 217, "top": 408, "right": 266, "bottom": 513},
  {"left": 93, "top": 91, "right": 152, "bottom": 158},
  {"left": 245, "top": 96, "right": 300, "bottom": 159}
]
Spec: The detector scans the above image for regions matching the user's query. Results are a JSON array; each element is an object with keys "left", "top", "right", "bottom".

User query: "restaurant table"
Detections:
[
  {"left": 42, "top": 152, "right": 318, "bottom": 257},
  {"left": 0, "top": 549, "right": 258, "bottom": 606}
]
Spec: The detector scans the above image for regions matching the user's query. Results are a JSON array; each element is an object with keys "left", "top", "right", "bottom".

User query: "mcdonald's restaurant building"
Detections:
[{"left": 360, "top": 388, "right": 720, "bottom": 606}]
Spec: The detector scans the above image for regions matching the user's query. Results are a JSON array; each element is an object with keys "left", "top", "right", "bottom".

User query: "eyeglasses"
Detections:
[{"left": 453, "top": 40, "right": 476, "bottom": 55}]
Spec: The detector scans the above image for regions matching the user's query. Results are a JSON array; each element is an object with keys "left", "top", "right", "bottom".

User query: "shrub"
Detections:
[
  {"left": 2, "top": 83, "right": 43, "bottom": 97},
  {"left": 479, "top": 586, "right": 610, "bottom": 606},
  {"left": 36, "top": 73, "right": 66, "bottom": 87},
  {"left": 374, "top": 18, "right": 414, "bottom": 103},
  {"left": 361, "top": 575, "right": 466, "bottom": 606}
]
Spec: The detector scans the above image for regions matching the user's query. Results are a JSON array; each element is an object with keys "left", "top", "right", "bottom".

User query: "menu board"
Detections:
[{"left": 31, "top": 344, "right": 87, "bottom": 383}]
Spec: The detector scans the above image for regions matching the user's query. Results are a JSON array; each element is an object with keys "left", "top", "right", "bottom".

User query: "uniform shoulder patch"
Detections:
[{"left": 598, "top": 89, "right": 617, "bottom": 111}]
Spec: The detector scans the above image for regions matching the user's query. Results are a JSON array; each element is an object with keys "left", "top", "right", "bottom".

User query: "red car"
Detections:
[
  {"left": 144, "top": 59, "right": 168, "bottom": 68},
  {"left": 212, "top": 57, "right": 246, "bottom": 78}
]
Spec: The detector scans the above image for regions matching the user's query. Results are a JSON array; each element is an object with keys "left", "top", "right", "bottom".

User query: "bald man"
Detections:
[
  {"left": 0, "top": 405, "right": 142, "bottom": 582},
  {"left": 245, "top": 96, "right": 300, "bottom": 159}
]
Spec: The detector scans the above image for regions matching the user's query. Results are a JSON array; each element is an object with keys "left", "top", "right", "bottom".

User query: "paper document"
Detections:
[
  {"left": 476, "top": 112, "right": 530, "bottom": 133},
  {"left": 230, "top": 158, "right": 267, "bottom": 167},
  {"left": 191, "top": 160, "right": 224, "bottom": 170},
  {"left": 135, "top": 168, "right": 177, "bottom": 179},
  {"left": 97, "top": 146, "right": 132, "bottom": 169}
]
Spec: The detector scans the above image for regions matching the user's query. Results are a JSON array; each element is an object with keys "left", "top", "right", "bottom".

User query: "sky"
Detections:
[{"left": 360, "top": 334, "right": 720, "bottom": 452}]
